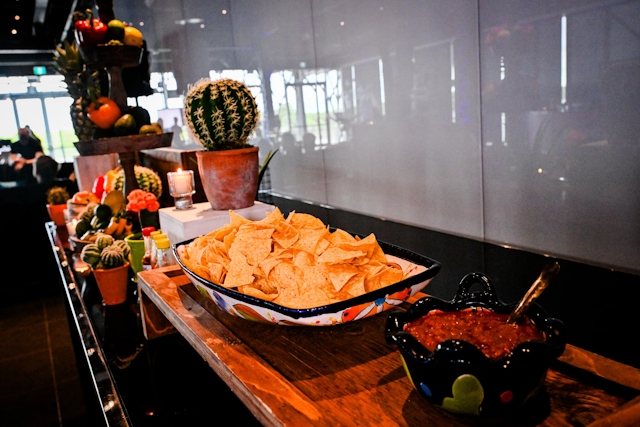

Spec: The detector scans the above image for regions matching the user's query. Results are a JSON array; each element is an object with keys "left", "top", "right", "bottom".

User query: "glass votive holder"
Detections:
[{"left": 167, "top": 169, "right": 195, "bottom": 210}]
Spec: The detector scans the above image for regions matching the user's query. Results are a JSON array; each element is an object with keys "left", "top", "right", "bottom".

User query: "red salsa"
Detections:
[{"left": 404, "top": 308, "right": 544, "bottom": 360}]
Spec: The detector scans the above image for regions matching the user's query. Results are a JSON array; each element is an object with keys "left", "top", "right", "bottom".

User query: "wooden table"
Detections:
[{"left": 137, "top": 265, "right": 640, "bottom": 427}]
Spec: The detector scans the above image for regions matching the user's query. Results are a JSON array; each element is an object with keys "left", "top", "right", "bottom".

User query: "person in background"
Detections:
[
  {"left": 171, "top": 117, "right": 185, "bottom": 148},
  {"left": 10, "top": 127, "right": 44, "bottom": 182},
  {"left": 11, "top": 126, "right": 44, "bottom": 171},
  {"left": 32, "top": 154, "right": 59, "bottom": 187}
]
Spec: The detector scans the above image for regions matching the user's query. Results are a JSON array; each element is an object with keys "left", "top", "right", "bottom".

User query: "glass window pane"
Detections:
[
  {"left": 44, "top": 97, "right": 75, "bottom": 162},
  {"left": 0, "top": 99, "right": 18, "bottom": 141},
  {"left": 15, "top": 98, "right": 47, "bottom": 153}
]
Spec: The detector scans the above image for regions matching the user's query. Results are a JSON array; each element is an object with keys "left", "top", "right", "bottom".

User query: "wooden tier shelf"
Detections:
[
  {"left": 74, "top": 133, "right": 172, "bottom": 156},
  {"left": 79, "top": 45, "right": 142, "bottom": 68},
  {"left": 79, "top": 44, "right": 143, "bottom": 111},
  {"left": 74, "top": 133, "right": 172, "bottom": 196}
]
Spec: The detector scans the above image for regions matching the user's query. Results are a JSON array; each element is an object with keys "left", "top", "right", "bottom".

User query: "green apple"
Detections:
[{"left": 106, "top": 19, "right": 125, "bottom": 42}]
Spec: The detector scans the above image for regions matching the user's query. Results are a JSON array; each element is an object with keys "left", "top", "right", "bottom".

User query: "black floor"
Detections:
[
  {"left": 0, "top": 188, "right": 91, "bottom": 427},
  {"left": 0, "top": 292, "right": 90, "bottom": 427}
]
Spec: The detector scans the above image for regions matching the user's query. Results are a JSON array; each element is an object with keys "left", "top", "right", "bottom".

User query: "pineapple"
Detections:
[{"left": 53, "top": 39, "right": 102, "bottom": 141}]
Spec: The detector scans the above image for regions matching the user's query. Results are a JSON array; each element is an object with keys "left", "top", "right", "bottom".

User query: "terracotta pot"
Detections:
[
  {"left": 196, "top": 147, "right": 259, "bottom": 211},
  {"left": 92, "top": 262, "right": 130, "bottom": 305},
  {"left": 47, "top": 204, "right": 67, "bottom": 227}
]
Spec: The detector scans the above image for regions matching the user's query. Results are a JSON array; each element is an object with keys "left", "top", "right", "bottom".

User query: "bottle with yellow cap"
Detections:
[
  {"left": 149, "top": 230, "right": 163, "bottom": 268},
  {"left": 155, "top": 237, "right": 176, "bottom": 268}
]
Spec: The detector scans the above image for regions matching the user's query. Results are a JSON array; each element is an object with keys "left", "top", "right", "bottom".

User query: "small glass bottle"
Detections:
[
  {"left": 141, "top": 226, "right": 156, "bottom": 271},
  {"left": 155, "top": 238, "right": 176, "bottom": 268},
  {"left": 149, "top": 230, "right": 163, "bottom": 269}
]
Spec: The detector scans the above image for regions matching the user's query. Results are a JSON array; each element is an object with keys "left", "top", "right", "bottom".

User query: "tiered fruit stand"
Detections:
[{"left": 73, "top": 44, "right": 171, "bottom": 197}]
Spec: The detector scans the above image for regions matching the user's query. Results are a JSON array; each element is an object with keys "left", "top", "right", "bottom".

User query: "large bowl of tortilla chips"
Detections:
[{"left": 174, "top": 208, "right": 441, "bottom": 326}]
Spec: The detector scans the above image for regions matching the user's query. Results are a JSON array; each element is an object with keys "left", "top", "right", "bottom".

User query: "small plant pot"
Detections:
[
  {"left": 196, "top": 147, "right": 259, "bottom": 211},
  {"left": 92, "top": 262, "right": 130, "bottom": 305},
  {"left": 125, "top": 234, "right": 145, "bottom": 279},
  {"left": 47, "top": 204, "right": 67, "bottom": 227}
]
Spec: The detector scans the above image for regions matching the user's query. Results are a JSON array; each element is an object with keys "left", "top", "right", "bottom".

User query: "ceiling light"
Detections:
[
  {"left": 11, "top": 29, "right": 17, "bottom": 35},
  {"left": 139, "top": 22, "right": 144, "bottom": 26},
  {"left": 222, "top": 10, "right": 227, "bottom": 14},
  {"left": 15, "top": 15, "right": 20, "bottom": 20}
]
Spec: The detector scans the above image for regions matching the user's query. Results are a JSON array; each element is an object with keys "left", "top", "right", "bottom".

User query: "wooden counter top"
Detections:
[{"left": 137, "top": 266, "right": 640, "bottom": 427}]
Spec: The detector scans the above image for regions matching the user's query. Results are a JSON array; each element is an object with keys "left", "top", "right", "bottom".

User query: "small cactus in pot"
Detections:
[
  {"left": 183, "top": 78, "right": 260, "bottom": 151},
  {"left": 81, "top": 239, "right": 129, "bottom": 270},
  {"left": 81, "top": 240, "right": 131, "bottom": 305},
  {"left": 183, "top": 78, "right": 277, "bottom": 210},
  {"left": 46, "top": 186, "right": 71, "bottom": 226},
  {"left": 47, "top": 186, "right": 70, "bottom": 205}
]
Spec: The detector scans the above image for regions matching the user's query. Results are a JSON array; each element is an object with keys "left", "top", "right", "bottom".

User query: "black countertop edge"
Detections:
[{"left": 46, "top": 222, "right": 131, "bottom": 427}]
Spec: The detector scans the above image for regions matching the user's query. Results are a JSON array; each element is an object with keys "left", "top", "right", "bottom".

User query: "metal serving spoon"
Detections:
[{"left": 507, "top": 261, "right": 561, "bottom": 324}]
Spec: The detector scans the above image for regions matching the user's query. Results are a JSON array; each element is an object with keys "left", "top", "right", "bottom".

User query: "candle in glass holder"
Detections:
[{"left": 167, "top": 169, "right": 195, "bottom": 209}]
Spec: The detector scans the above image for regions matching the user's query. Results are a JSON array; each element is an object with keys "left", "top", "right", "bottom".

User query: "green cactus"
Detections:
[
  {"left": 183, "top": 78, "right": 260, "bottom": 151},
  {"left": 111, "top": 166, "right": 162, "bottom": 198},
  {"left": 100, "top": 244, "right": 126, "bottom": 269},
  {"left": 80, "top": 243, "right": 102, "bottom": 268},
  {"left": 112, "top": 239, "right": 131, "bottom": 260},
  {"left": 46, "top": 187, "right": 70, "bottom": 205},
  {"left": 95, "top": 233, "right": 115, "bottom": 251},
  {"left": 79, "top": 202, "right": 99, "bottom": 222}
]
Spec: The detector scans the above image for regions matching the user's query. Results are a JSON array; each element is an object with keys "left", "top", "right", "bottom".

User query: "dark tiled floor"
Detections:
[
  {"left": 0, "top": 293, "right": 90, "bottom": 427},
  {"left": 0, "top": 187, "right": 91, "bottom": 427}
]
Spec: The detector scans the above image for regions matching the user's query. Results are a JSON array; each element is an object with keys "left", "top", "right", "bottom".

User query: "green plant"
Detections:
[
  {"left": 101, "top": 245, "right": 126, "bottom": 269},
  {"left": 183, "top": 78, "right": 260, "bottom": 151},
  {"left": 95, "top": 233, "right": 115, "bottom": 250},
  {"left": 81, "top": 241, "right": 127, "bottom": 270},
  {"left": 80, "top": 244, "right": 102, "bottom": 267},
  {"left": 53, "top": 38, "right": 102, "bottom": 141},
  {"left": 110, "top": 166, "right": 163, "bottom": 198},
  {"left": 112, "top": 240, "right": 131, "bottom": 259},
  {"left": 46, "top": 187, "right": 70, "bottom": 205}
]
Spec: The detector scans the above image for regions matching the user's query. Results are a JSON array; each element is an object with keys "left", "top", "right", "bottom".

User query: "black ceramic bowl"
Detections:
[{"left": 385, "top": 272, "right": 565, "bottom": 417}]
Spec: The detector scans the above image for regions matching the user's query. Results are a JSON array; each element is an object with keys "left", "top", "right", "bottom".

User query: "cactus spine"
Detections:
[{"left": 183, "top": 78, "right": 259, "bottom": 151}]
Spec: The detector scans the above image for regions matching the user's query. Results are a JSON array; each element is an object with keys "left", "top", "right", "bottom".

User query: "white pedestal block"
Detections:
[{"left": 159, "top": 201, "right": 276, "bottom": 245}]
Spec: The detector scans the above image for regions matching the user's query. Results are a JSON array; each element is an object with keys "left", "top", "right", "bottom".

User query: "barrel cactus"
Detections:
[
  {"left": 47, "top": 187, "right": 70, "bottom": 205},
  {"left": 183, "top": 78, "right": 260, "bottom": 151},
  {"left": 81, "top": 243, "right": 102, "bottom": 268},
  {"left": 95, "top": 233, "right": 115, "bottom": 251},
  {"left": 100, "top": 244, "right": 126, "bottom": 269},
  {"left": 112, "top": 239, "right": 131, "bottom": 260},
  {"left": 110, "top": 165, "right": 162, "bottom": 198},
  {"left": 79, "top": 202, "right": 99, "bottom": 222}
]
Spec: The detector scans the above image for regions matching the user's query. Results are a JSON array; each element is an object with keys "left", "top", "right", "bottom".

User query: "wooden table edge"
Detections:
[{"left": 137, "top": 266, "right": 333, "bottom": 427}]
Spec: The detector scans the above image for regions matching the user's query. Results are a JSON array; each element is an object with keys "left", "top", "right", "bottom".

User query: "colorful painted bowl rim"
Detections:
[
  {"left": 173, "top": 231, "right": 441, "bottom": 319},
  {"left": 385, "top": 272, "right": 566, "bottom": 361}
]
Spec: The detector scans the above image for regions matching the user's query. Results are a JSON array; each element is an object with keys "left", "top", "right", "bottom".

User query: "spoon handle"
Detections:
[{"left": 507, "top": 261, "right": 560, "bottom": 324}]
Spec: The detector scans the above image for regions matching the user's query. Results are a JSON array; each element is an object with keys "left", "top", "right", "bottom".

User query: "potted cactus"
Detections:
[
  {"left": 183, "top": 77, "right": 275, "bottom": 210},
  {"left": 81, "top": 233, "right": 132, "bottom": 305},
  {"left": 46, "top": 186, "right": 71, "bottom": 226}
]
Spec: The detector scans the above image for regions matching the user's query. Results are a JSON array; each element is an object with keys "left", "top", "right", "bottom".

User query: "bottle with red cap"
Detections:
[{"left": 141, "top": 226, "right": 156, "bottom": 271}]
